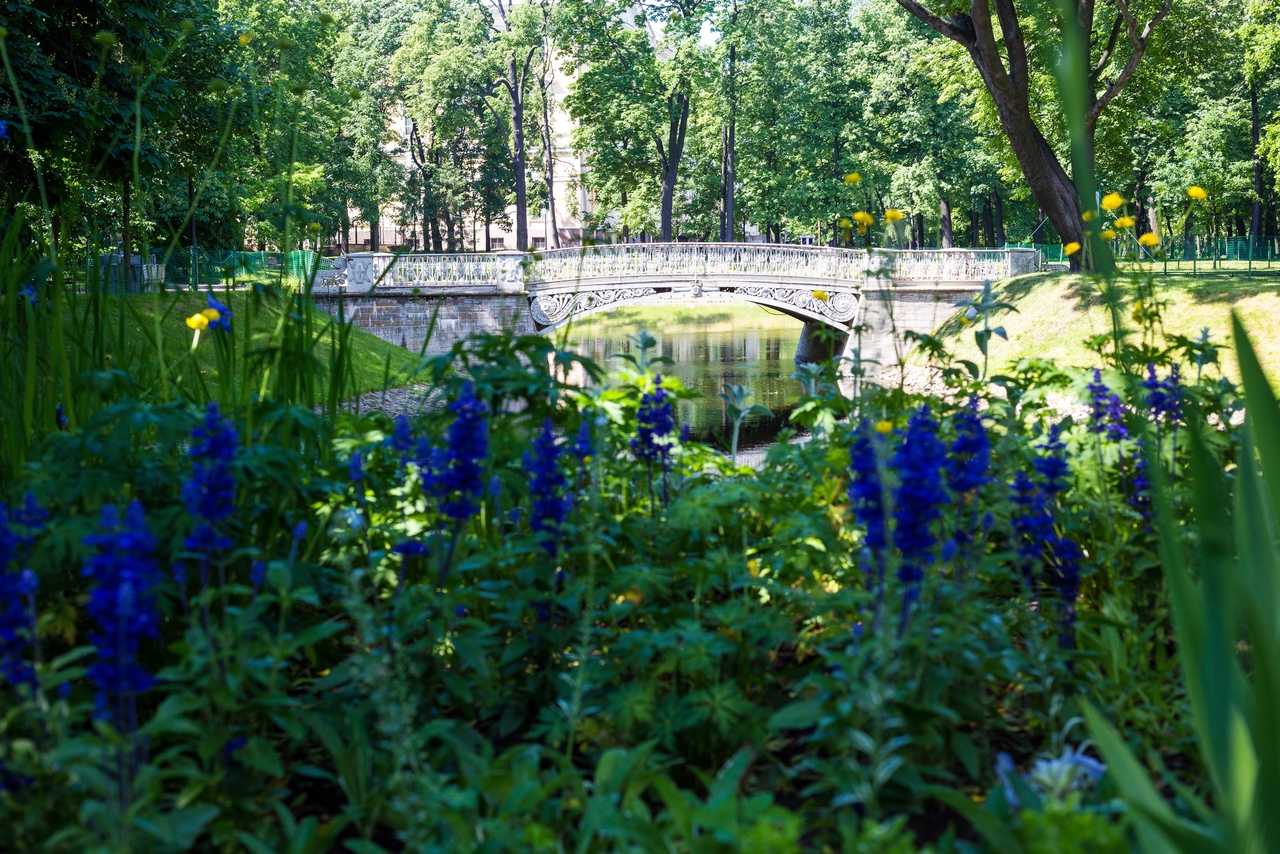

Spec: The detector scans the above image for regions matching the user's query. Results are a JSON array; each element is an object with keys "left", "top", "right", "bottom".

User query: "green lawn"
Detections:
[
  {"left": 927, "top": 271, "right": 1280, "bottom": 380},
  {"left": 80, "top": 289, "right": 421, "bottom": 398}
]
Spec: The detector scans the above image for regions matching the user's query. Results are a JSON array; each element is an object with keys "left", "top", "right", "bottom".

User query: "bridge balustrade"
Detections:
[{"left": 338, "top": 244, "right": 1036, "bottom": 293}]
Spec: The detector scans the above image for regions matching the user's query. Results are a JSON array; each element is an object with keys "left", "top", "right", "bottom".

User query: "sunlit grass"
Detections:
[
  {"left": 95, "top": 289, "right": 420, "bottom": 397},
  {"left": 930, "top": 271, "right": 1280, "bottom": 379}
]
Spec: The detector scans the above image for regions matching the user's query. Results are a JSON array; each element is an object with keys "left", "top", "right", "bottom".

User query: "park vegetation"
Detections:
[{"left": 3, "top": 1, "right": 1280, "bottom": 852}]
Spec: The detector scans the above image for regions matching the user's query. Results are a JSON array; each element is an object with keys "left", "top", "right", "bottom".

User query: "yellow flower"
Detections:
[
  {"left": 201, "top": 308, "right": 221, "bottom": 322},
  {"left": 844, "top": 172, "right": 862, "bottom": 185},
  {"left": 839, "top": 218, "right": 852, "bottom": 229},
  {"left": 238, "top": 32, "right": 253, "bottom": 46},
  {"left": 857, "top": 225, "right": 868, "bottom": 235},
  {"left": 1081, "top": 210, "right": 1096, "bottom": 222},
  {"left": 1115, "top": 216, "right": 1136, "bottom": 229},
  {"left": 812, "top": 290, "right": 829, "bottom": 302},
  {"left": 853, "top": 211, "right": 874, "bottom": 226},
  {"left": 1101, "top": 229, "right": 1117, "bottom": 240},
  {"left": 884, "top": 208, "right": 905, "bottom": 223},
  {"left": 1187, "top": 186, "right": 1207, "bottom": 201},
  {"left": 1063, "top": 241, "right": 1082, "bottom": 256},
  {"left": 1138, "top": 233, "right": 1160, "bottom": 247},
  {"left": 874, "top": 420, "right": 894, "bottom": 434},
  {"left": 1100, "top": 192, "right": 1123, "bottom": 211},
  {"left": 1133, "top": 300, "right": 1144, "bottom": 313},
  {"left": 186, "top": 313, "right": 209, "bottom": 330}
]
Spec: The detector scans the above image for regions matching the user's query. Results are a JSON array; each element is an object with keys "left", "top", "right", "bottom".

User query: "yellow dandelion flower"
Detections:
[
  {"left": 186, "top": 313, "right": 209, "bottom": 330},
  {"left": 1138, "top": 232, "right": 1160, "bottom": 247},
  {"left": 1133, "top": 300, "right": 1144, "bottom": 313},
  {"left": 1081, "top": 210, "right": 1096, "bottom": 222},
  {"left": 853, "top": 211, "right": 874, "bottom": 226},
  {"left": 813, "top": 290, "right": 829, "bottom": 302},
  {"left": 857, "top": 225, "right": 868, "bottom": 235},
  {"left": 839, "top": 218, "right": 852, "bottom": 229},
  {"left": 201, "top": 308, "right": 221, "bottom": 322},
  {"left": 1187, "top": 186, "right": 1207, "bottom": 201},
  {"left": 1063, "top": 241, "right": 1081, "bottom": 256},
  {"left": 844, "top": 172, "right": 861, "bottom": 185},
  {"left": 1115, "top": 216, "right": 1136, "bottom": 229},
  {"left": 1101, "top": 229, "right": 1117, "bottom": 240},
  {"left": 884, "top": 208, "right": 905, "bottom": 223},
  {"left": 874, "top": 420, "right": 894, "bottom": 434},
  {"left": 1100, "top": 192, "right": 1123, "bottom": 211}
]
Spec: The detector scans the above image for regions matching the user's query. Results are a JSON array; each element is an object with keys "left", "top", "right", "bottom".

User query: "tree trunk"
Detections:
[
  {"left": 982, "top": 194, "right": 995, "bottom": 246},
  {"left": 719, "top": 125, "right": 728, "bottom": 241},
  {"left": 510, "top": 59, "right": 530, "bottom": 251},
  {"left": 992, "top": 189, "right": 1006, "bottom": 246},
  {"left": 430, "top": 214, "right": 442, "bottom": 252},
  {"left": 541, "top": 81, "right": 560, "bottom": 249},
  {"left": 914, "top": 212, "right": 925, "bottom": 249},
  {"left": 122, "top": 176, "right": 132, "bottom": 290},
  {"left": 620, "top": 189, "right": 629, "bottom": 243},
  {"left": 657, "top": 93, "right": 690, "bottom": 243},
  {"left": 725, "top": 42, "right": 737, "bottom": 242},
  {"left": 940, "top": 198, "right": 953, "bottom": 248},
  {"left": 970, "top": 204, "right": 979, "bottom": 247},
  {"left": 1252, "top": 82, "right": 1264, "bottom": 240}
]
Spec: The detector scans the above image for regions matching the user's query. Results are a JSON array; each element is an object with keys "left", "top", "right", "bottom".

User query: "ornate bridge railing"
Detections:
[{"left": 338, "top": 244, "right": 1036, "bottom": 294}]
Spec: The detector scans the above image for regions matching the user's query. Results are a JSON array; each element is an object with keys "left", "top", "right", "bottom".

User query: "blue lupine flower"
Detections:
[
  {"left": 1011, "top": 471, "right": 1055, "bottom": 585},
  {"left": 18, "top": 284, "right": 38, "bottom": 306},
  {"left": 0, "top": 121, "right": 8, "bottom": 140},
  {"left": 488, "top": 474, "right": 501, "bottom": 498},
  {"left": 892, "top": 406, "right": 949, "bottom": 591},
  {"left": 632, "top": 377, "right": 675, "bottom": 463},
  {"left": 1086, "top": 369, "right": 1128, "bottom": 441},
  {"left": 1129, "top": 444, "right": 1153, "bottom": 526},
  {"left": 205, "top": 294, "right": 233, "bottom": 332},
  {"left": 1143, "top": 363, "right": 1182, "bottom": 422},
  {"left": 0, "top": 567, "right": 38, "bottom": 693},
  {"left": 946, "top": 403, "right": 990, "bottom": 495},
  {"left": 349, "top": 450, "right": 364, "bottom": 485},
  {"left": 524, "top": 419, "right": 569, "bottom": 551},
  {"left": 1034, "top": 424, "right": 1071, "bottom": 496},
  {"left": 392, "top": 540, "right": 429, "bottom": 557},
  {"left": 572, "top": 421, "right": 593, "bottom": 460},
  {"left": 679, "top": 423, "right": 692, "bottom": 444},
  {"left": 1053, "top": 536, "right": 1083, "bottom": 649},
  {"left": 848, "top": 423, "right": 888, "bottom": 552},
  {"left": 83, "top": 501, "right": 160, "bottom": 726},
  {"left": 183, "top": 403, "right": 238, "bottom": 525},
  {"left": 250, "top": 561, "right": 267, "bottom": 591},
  {"left": 56, "top": 404, "right": 68, "bottom": 430},
  {"left": 435, "top": 383, "right": 490, "bottom": 521},
  {"left": 389, "top": 415, "right": 414, "bottom": 455},
  {"left": 293, "top": 520, "right": 308, "bottom": 543}
]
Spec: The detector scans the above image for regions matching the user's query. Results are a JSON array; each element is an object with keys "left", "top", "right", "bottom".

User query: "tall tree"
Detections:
[{"left": 891, "top": 0, "right": 1174, "bottom": 252}]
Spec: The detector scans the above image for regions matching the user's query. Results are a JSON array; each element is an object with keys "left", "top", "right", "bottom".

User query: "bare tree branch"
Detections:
[
  {"left": 1092, "top": 14, "right": 1124, "bottom": 80},
  {"left": 891, "top": 0, "right": 971, "bottom": 44}
]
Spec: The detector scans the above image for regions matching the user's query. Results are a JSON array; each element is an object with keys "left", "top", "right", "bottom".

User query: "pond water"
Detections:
[{"left": 564, "top": 302, "right": 806, "bottom": 454}]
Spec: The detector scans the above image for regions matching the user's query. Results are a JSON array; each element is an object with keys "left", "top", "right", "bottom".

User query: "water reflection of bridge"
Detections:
[{"left": 322, "top": 243, "right": 1037, "bottom": 365}]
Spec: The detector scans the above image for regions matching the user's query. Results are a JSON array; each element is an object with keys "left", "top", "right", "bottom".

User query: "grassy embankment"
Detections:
[
  {"left": 929, "top": 272, "right": 1280, "bottom": 379},
  {"left": 105, "top": 289, "right": 421, "bottom": 396}
]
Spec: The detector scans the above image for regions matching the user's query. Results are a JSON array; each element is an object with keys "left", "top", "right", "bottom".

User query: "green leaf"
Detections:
[{"left": 768, "top": 699, "right": 825, "bottom": 731}]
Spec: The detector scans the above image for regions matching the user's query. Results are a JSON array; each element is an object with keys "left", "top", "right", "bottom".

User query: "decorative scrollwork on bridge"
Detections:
[
  {"left": 529, "top": 287, "right": 660, "bottom": 328},
  {"left": 727, "top": 286, "right": 860, "bottom": 326}
]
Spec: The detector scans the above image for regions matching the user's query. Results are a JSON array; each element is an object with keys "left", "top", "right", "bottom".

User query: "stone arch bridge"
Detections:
[{"left": 315, "top": 243, "right": 1036, "bottom": 366}]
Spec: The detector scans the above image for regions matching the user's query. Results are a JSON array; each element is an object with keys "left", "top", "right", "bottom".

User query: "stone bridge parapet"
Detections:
[{"left": 322, "top": 243, "right": 1036, "bottom": 364}]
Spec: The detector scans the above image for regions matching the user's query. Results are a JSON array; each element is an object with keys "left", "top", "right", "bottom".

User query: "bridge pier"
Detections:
[{"left": 794, "top": 321, "right": 849, "bottom": 365}]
